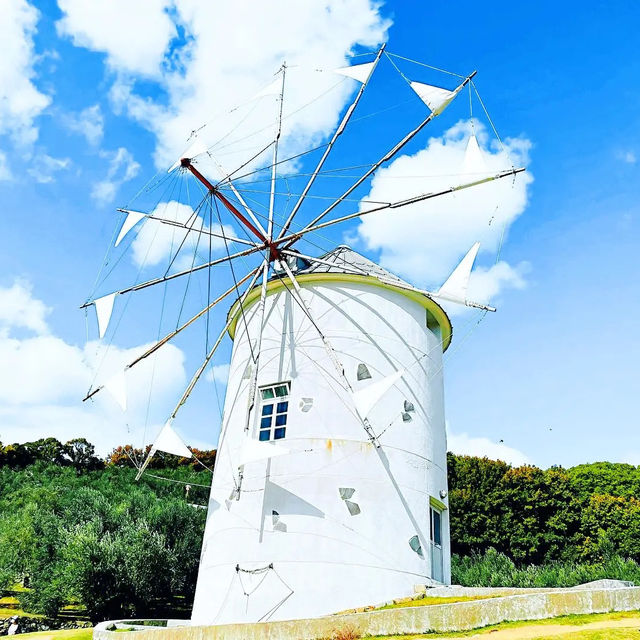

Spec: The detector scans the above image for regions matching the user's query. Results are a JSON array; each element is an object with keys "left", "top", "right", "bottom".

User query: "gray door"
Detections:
[{"left": 429, "top": 505, "right": 444, "bottom": 582}]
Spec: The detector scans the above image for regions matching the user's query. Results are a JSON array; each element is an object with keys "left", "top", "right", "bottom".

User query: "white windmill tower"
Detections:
[{"left": 82, "top": 46, "right": 525, "bottom": 624}]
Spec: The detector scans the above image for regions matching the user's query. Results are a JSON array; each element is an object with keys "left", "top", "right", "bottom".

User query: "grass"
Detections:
[
  {"left": 371, "top": 610, "right": 640, "bottom": 639},
  {"left": 375, "top": 595, "right": 501, "bottom": 610},
  {"left": 452, "top": 548, "right": 640, "bottom": 588},
  {"left": 1, "top": 631, "right": 93, "bottom": 640}
]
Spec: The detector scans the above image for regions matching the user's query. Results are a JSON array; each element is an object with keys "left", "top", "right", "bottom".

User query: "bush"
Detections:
[{"left": 451, "top": 548, "right": 640, "bottom": 588}]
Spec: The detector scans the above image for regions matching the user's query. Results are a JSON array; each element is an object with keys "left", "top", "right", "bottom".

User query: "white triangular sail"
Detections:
[
  {"left": 115, "top": 209, "right": 146, "bottom": 247},
  {"left": 153, "top": 420, "right": 193, "bottom": 458},
  {"left": 462, "top": 134, "right": 487, "bottom": 176},
  {"left": 250, "top": 78, "right": 282, "bottom": 100},
  {"left": 410, "top": 81, "right": 461, "bottom": 117},
  {"left": 437, "top": 242, "right": 480, "bottom": 303},
  {"left": 334, "top": 61, "right": 376, "bottom": 84},
  {"left": 135, "top": 420, "right": 192, "bottom": 481},
  {"left": 168, "top": 139, "right": 208, "bottom": 173},
  {"left": 103, "top": 370, "right": 127, "bottom": 411},
  {"left": 94, "top": 293, "right": 116, "bottom": 339},
  {"left": 237, "top": 437, "right": 289, "bottom": 466},
  {"left": 352, "top": 369, "right": 404, "bottom": 419}
]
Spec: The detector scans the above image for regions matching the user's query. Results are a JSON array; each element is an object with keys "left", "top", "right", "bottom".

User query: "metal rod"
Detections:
[
  {"left": 116, "top": 208, "right": 258, "bottom": 248},
  {"left": 183, "top": 161, "right": 268, "bottom": 243},
  {"left": 277, "top": 44, "right": 386, "bottom": 240},
  {"left": 284, "top": 70, "right": 477, "bottom": 246},
  {"left": 81, "top": 243, "right": 265, "bottom": 308},
  {"left": 276, "top": 166, "right": 526, "bottom": 247}
]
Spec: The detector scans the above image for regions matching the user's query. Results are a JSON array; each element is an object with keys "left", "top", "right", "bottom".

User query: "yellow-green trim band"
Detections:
[{"left": 227, "top": 273, "right": 452, "bottom": 352}]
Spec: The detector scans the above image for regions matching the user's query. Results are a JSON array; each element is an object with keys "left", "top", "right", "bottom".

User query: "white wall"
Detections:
[{"left": 191, "top": 277, "right": 450, "bottom": 624}]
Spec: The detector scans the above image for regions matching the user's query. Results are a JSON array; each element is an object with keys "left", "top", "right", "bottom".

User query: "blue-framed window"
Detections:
[{"left": 258, "top": 382, "right": 290, "bottom": 441}]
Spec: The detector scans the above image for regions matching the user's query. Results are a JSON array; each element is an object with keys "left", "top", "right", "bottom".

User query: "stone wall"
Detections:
[{"left": 93, "top": 585, "right": 640, "bottom": 640}]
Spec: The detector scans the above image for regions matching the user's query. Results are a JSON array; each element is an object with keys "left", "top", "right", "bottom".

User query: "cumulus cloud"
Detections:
[
  {"left": 26, "top": 153, "right": 71, "bottom": 183},
  {"left": 206, "top": 363, "right": 230, "bottom": 385},
  {"left": 0, "top": 279, "right": 188, "bottom": 453},
  {"left": 129, "top": 200, "right": 236, "bottom": 269},
  {"left": 61, "top": 104, "right": 104, "bottom": 145},
  {"left": 616, "top": 149, "right": 636, "bottom": 165},
  {"left": 56, "top": 0, "right": 177, "bottom": 77},
  {"left": 0, "top": 0, "right": 51, "bottom": 147},
  {"left": 356, "top": 120, "right": 533, "bottom": 303},
  {"left": 448, "top": 430, "right": 530, "bottom": 467},
  {"left": 0, "top": 151, "right": 10, "bottom": 181},
  {"left": 92, "top": 147, "right": 140, "bottom": 204},
  {"left": 56, "top": 0, "right": 389, "bottom": 170}
]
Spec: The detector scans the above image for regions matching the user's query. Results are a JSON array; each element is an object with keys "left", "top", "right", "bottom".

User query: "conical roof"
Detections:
[{"left": 295, "top": 245, "right": 410, "bottom": 288}]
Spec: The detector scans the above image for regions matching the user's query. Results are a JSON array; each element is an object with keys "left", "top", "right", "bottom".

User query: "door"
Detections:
[{"left": 429, "top": 504, "right": 444, "bottom": 582}]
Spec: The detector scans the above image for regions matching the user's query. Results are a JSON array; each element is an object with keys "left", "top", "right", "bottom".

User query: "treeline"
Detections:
[
  {"left": 2, "top": 437, "right": 640, "bottom": 621},
  {"left": 448, "top": 453, "right": 640, "bottom": 566},
  {"left": 0, "top": 437, "right": 216, "bottom": 471},
  {"left": 0, "top": 460, "right": 209, "bottom": 621}
]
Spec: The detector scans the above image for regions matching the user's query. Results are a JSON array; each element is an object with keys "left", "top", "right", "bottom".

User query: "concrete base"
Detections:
[{"left": 95, "top": 585, "right": 640, "bottom": 640}]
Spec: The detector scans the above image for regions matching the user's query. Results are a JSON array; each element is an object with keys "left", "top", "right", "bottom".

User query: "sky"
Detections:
[{"left": 0, "top": 0, "right": 638, "bottom": 469}]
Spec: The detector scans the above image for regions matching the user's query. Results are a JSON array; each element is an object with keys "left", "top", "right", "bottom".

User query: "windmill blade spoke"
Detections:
[
  {"left": 81, "top": 244, "right": 265, "bottom": 308},
  {"left": 278, "top": 166, "right": 526, "bottom": 248},
  {"left": 169, "top": 264, "right": 264, "bottom": 421},
  {"left": 290, "top": 70, "right": 477, "bottom": 239},
  {"left": 277, "top": 45, "right": 386, "bottom": 241},
  {"left": 274, "top": 258, "right": 380, "bottom": 446},
  {"left": 125, "top": 209, "right": 260, "bottom": 248},
  {"left": 210, "top": 156, "right": 268, "bottom": 238}
]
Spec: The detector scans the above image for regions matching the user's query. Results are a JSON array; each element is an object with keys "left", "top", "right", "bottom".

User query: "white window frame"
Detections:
[{"left": 257, "top": 381, "right": 291, "bottom": 441}]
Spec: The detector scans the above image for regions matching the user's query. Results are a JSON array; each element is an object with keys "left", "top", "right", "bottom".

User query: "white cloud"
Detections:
[
  {"left": 56, "top": 0, "right": 177, "bottom": 77},
  {"left": 616, "top": 149, "right": 636, "bottom": 165},
  {"left": 92, "top": 147, "right": 140, "bottom": 204},
  {"left": 26, "top": 153, "right": 71, "bottom": 183},
  {"left": 448, "top": 430, "right": 530, "bottom": 467},
  {"left": 356, "top": 121, "right": 533, "bottom": 303},
  {"left": 467, "top": 260, "right": 530, "bottom": 306},
  {"left": 57, "top": 0, "right": 390, "bottom": 170},
  {"left": 0, "top": 279, "right": 187, "bottom": 453},
  {"left": 129, "top": 200, "right": 234, "bottom": 269},
  {"left": 0, "top": 151, "right": 10, "bottom": 181},
  {"left": 62, "top": 104, "right": 104, "bottom": 145},
  {"left": 0, "top": 280, "right": 51, "bottom": 334},
  {"left": 0, "top": 0, "right": 51, "bottom": 147},
  {"left": 206, "top": 363, "right": 230, "bottom": 385}
]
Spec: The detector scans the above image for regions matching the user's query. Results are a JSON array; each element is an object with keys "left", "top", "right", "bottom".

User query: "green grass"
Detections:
[
  {"left": 3, "top": 630, "right": 93, "bottom": 640},
  {"left": 375, "top": 595, "right": 501, "bottom": 610},
  {"left": 372, "top": 610, "right": 640, "bottom": 638}
]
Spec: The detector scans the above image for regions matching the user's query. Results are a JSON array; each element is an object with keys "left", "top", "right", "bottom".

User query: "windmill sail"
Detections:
[
  {"left": 410, "top": 81, "right": 461, "bottom": 116},
  {"left": 93, "top": 292, "right": 116, "bottom": 339},
  {"left": 334, "top": 61, "right": 376, "bottom": 84},
  {"left": 352, "top": 369, "right": 404, "bottom": 419},
  {"left": 115, "top": 209, "right": 146, "bottom": 247},
  {"left": 437, "top": 242, "right": 481, "bottom": 303}
]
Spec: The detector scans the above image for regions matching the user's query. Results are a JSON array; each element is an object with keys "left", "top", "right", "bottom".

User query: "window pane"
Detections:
[
  {"left": 260, "top": 416, "right": 272, "bottom": 429},
  {"left": 433, "top": 509, "right": 442, "bottom": 545},
  {"left": 275, "top": 384, "right": 289, "bottom": 397},
  {"left": 261, "top": 404, "right": 274, "bottom": 416},
  {"left": 274, "top": 427, "right": 286, "bottom": 439},
  {"left": 275, "top": 414, "right": 287, "bottom": 426},
  {"left": 259, "top": 430, "right": 271, "bottom": 441},
  {"left": 276, "top": 401, "right": 288, "bottom": 413},
  {"left": 261, "top": 388, "right": 275, "bottom": 400}
]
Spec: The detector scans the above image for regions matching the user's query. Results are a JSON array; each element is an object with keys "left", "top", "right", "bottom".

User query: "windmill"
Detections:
[{"left": 82, "top": 46, "right": 525, "bottom": 623}]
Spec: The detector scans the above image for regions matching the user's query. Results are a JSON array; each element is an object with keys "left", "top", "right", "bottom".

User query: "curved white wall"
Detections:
[{"left": 191, "top": 277, "right": 450, "bottom": 625}]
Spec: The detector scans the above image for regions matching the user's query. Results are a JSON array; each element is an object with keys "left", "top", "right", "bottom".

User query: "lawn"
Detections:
[
  {"left": 4, "top": 631, "right": 93, "bottom": 640},
  {"left": 372, "top": 610, "right": 640, "bottom": 639},
  {"left": 375, "top": 594, "right": 501, "bottom": 610}
]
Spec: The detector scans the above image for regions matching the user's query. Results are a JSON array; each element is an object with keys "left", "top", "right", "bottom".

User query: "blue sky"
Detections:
[{"left": 0, "top": 0, "right": 638, "bottom": 468}]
